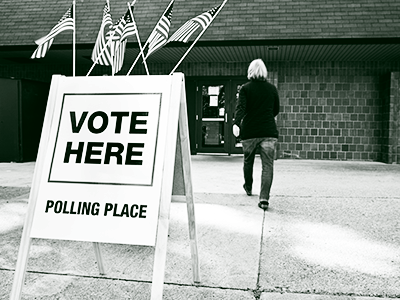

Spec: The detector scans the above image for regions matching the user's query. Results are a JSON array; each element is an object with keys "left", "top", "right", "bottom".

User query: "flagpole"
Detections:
[
  {"left": 126, "top": 51, "right": 142, "bottom": 76},
  {"left": 73, "top": 0, "right": 76, "bottom": 77},
  {"left": 108, "top": 0, "right": 115, "bottom": 76},
  {"left": 127, "top": 1, "right": 149, "bottom": 75},
  {"left": 169, "top": 0, "right": 227, "bottom": 75},
  {"left": 125, "top": 33, "right": 151, "bottom": 76},
  {"left": 110, "top": 32, "right": 115, "bottom": 76},
  {"left": 126, "top": 0, "right": 174, "bottom": 76}
]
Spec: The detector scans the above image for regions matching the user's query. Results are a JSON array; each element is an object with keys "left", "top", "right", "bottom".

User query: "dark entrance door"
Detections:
[
  {"left": 194, "top": 75, "right": 277, "bottom": 155},
  {"left": 228, "top": 79, "right": 248, "bottom": 155},
  {"left": 195, "top": 78, "right": 246, "bottom": 155},
  {"left": 197, "top": 81, "right": 229, "bottom": 153}
]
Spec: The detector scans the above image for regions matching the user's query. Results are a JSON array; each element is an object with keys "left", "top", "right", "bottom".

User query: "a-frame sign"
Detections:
[{"left": 10, "top": 73, "right": 200, "bottom": 299}]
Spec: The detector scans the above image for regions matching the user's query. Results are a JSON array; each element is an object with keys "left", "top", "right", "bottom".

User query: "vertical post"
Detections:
[
  {"left": 127, "top": 2, "right": 149, "bottom": 75},
  {"left": 72, "top": 0, "right": 76, "bottom": 77},
  {"left": 110, "top": 32, "right": 115, "bottom": 76}
]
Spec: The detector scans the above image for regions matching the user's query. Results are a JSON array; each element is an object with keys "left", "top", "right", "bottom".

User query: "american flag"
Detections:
[
  {"left": 146, "top": 1, "right": 174, "bottom": 58},
  {"left": 111, "top": 4, "right": 137, "bottom": 73},
  {"left": 168, "top": 4, "right": 220, "bottom": 43},
  {"left": 112, "top": 39, "right": 127, "bottom": 74},
  {"left": 113, "top": 5, "right": 137, "bottom": 42},
  {"left": 91, "top": 2, "right": 113, "bottom": 65},
  {"left": 31, "top": 6, "right": 74, "bottom": 59}
]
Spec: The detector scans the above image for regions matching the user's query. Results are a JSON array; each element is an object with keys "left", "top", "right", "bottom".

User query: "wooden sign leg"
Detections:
[
  {"left": 10, "top": 75, "right": 62, "bottom": 300},
  {"left": 10, "top": 237, "right": 32, "bottom": 300},
  {"left": 151, "top": 194, "right": 172, "bottom": 300},
  {"left": 150, "top": 74, "right": 182, "bottom": 300},
  {"left": 92, "top": 242, "right": 105, "bottom": 275},
  {"left": 178, "top": 84, "right": 201, "bottom": 283}
]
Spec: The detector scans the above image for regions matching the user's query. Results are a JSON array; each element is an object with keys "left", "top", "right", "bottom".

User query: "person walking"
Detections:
[{"left": 233, "top": 59, "right": 280, "bottom": 210}]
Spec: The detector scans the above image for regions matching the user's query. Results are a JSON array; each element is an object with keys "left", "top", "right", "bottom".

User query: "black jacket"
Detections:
[{"left": 234, "top": 79, "right": 280, "bottom": 140}]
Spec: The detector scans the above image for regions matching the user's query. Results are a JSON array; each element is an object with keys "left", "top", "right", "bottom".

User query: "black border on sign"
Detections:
[{"left": 47, "top": 93, "right": 162, "bottom": 186}]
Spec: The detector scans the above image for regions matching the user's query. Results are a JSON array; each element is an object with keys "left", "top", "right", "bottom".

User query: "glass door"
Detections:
[
  {"left": 229, "top": 80, "right": 247, "bottom": 154},
  {"left": 193, "top": 76, "right": 277, "bottom": 155},
  {"left": 197, "top": 83, "right": 229, "bottom": 153}
]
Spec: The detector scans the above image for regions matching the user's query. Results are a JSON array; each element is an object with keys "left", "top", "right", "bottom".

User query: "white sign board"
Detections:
[
  {"left": 29, "top": 75, "right": 177, "bottom": 246},
  {"left": 12, "top": 73, "right": 200, "bottom": 300}
]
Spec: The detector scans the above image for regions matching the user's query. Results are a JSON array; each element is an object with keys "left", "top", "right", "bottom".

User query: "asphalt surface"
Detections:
[{"left": 1, "top": 155, "right": 400, "bottom": 300}]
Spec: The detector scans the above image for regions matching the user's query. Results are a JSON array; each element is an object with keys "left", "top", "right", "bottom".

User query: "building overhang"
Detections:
[{"left": 0, "top": 38, "right": 399, "bottom": 68}]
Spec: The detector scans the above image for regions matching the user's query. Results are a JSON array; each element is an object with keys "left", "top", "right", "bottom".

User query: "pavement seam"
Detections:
[
  {"left": 0, "top": 267, "right": 254, "bottom": 294},
  {"left": 253, "top": 211, "right": 266, "bottom": 300},
  {"left": 273, "top": 195, "right": 400, "bottom": 199},
  {"left": 2, "top": 260, "right": 400, "bottom": 298}
]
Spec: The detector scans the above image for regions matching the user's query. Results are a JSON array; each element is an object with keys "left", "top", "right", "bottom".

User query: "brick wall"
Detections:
[
  {"left": 1, "top": 60, "right": 399, "bottom": 162},
  {"left": 274, "top": 62, "right": 388, "bottom": 161},
  {"left": 175, "top": 60, "right": 399, "bottom": 162}
]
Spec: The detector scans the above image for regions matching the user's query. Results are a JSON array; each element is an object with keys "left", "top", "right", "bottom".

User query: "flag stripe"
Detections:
[
  {"left": 91, "top": 2, "right": 113, "bottom": 66},
  {"left": 168, "top": 20, "right": 200, "bottom": 43},
  {"left": 31, "top": 39, "right": 54, "bottom": 59},
  {"left": 113, "top": 6, "right": 137, "bottom": 41},
  {"left": 167, "top": 4, "right": 220, "bottom": 43},
  {"left": 120, "top": 22, "right": 136, "bottom": 41},
  {"left": 147, "top": 32, "right": 163, "bottom": 56},
  {"left": 193, "top": 12, "right": 213, "bottom": 29},
  {"left": 109, "top": 4, "right": 137, "bottom": 72},
  {"left": 35, "top": 24, "right": 74, "bottom": 46},
  {"left": 181, "top": 23, "right": 201, "bottom": 43},
  {"left": 35, "top": 19, "right": 75, "bottom": 44},
  {"left": 31, "top": 6, "right": 74, "bottom": 59},
  {"left": 113, "top": 39, "right": 127, "bottom": 73},
  {"left": 157, "top": 17, "right": 171, "bottom": 38},
  {"left": 145, "top": 1, "right": 174, "bottom": 57}
]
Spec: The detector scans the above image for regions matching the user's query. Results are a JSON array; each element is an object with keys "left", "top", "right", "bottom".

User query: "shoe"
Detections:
[
  {"left": 243, "top": 184, "right": 252, "bottom": 196},
  {"left": 258, "top": 200, "right": 269, "bottom": 210}
]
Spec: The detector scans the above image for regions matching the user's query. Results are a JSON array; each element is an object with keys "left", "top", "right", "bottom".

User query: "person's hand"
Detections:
[{"left": 232, "top": 124, "right": 240, "bottom": 137}]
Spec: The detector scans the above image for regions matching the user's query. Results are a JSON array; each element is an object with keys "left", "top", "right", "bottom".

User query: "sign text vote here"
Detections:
[{"left": 49, "top": 93, "right": 161, "bottom": 186}]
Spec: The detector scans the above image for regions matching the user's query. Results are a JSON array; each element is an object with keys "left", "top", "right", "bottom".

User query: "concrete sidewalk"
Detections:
[{"left": 1, "top": 156, "right": 400, "bottom": 299}]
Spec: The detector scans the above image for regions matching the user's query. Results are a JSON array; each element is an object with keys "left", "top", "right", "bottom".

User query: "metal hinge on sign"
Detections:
[
  {"left": 196, "top": 144, "right": 198, "bottom": 149},
  {"left": 196, "top": 86, "right": 199, "bottom": 91},
  {"left": 196, "top": 115, "right": 198, "bottom": 120}
]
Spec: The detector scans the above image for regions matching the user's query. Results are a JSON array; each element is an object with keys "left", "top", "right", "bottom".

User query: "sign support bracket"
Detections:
[
  {"left": 150, "top": 75, "right": 200, "bottom": 299},
  {"left": 92, "top": 242, "right": 105, "bottom": 275},
  {"left": 176, "top": 80, "right": 200, "bottom": 283}
]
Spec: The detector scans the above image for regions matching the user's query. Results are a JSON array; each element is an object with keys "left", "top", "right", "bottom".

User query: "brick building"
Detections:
[{"left": 0, "top": 0, "right": 399, "bottom": 162}]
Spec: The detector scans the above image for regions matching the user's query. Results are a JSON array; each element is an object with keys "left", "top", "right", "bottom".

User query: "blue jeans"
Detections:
[{"left": 242, "top": 137, "right": 277, "bottom": 200}]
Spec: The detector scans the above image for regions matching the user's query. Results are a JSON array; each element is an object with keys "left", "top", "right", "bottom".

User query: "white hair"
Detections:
[{"left": 247, "top": 59, "right": 268, "bottom": 80}]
